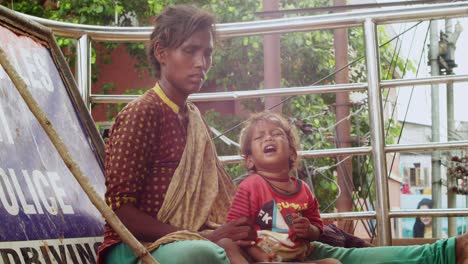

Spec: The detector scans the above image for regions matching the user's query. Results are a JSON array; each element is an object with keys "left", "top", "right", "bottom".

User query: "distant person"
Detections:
[
  {"left": 413, "top": 198, "right": 433, "bottom": 238},
  {"left": 400, "top": 179, "right": 410, "bottom": 194}
]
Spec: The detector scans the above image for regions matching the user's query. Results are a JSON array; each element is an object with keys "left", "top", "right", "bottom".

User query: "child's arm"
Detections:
[
  {"left": 299, "top": 182, "right": 324, "bottom": 241},
  {"left": 292, "top": 213, "right": 321, "bottom": 241}
]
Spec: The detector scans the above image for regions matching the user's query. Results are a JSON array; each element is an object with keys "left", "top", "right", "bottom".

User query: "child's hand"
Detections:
[{"left": 291, "top": 213, "right": 313, "bottom": 239}]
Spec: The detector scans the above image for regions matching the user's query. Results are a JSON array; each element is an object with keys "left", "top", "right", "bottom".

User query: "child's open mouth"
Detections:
[{"left": 263, "top": 145, "right": 277, "bottom": 153}]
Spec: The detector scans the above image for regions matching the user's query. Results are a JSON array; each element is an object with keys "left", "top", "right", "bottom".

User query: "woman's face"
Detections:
[
  {"left": 419, "top": 205, "right": 432, "bottom": 226},
  {"left": 156, "top": 28, "right": 213, "bottom": 106}
]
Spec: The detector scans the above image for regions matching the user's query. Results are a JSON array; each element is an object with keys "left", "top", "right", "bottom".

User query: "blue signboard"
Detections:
[{"left": 0, "top": 6, "right": 105, "bottom": 263}]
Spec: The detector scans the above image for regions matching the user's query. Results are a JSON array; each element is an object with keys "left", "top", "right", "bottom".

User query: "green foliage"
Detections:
[{"left": 8, "top": 0, "right": 45, "bottom": 16}]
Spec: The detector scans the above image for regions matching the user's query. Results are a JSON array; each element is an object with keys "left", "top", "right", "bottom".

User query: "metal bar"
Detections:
[
  {"left": 390, "top": 209, "right": 468, "bottom": 218},
  {"left": 91, "top": 83, "right": 366, "bottom": 103},
  {"left": 20, "top": 2, "right": 468, "bottom": 41},
  {"left": 220, "top": 2, "right": 468, "bottom": 38},
  {"left": 256, "top": 0, "right": 459, "bottom": 17},
  {"left": 321, "top": 211, "right": 376, "bottom": 221},
  {"left": 386, "top": 141, "right": 468, "bottom": 153},
  {"left": 76, "top": 34, "right": 91, "bottom": 107},
  {"left": 301, "top": 147, "right": 371, "bottom": 158},
  {"left": 90, "top": 74, "right": 468, "bottom": 104},
  {"left": 320, "top": 208, "right": 468, "bottom": 221},
  {"left": 15, "top": 13, "right": 152, "bottom": 41},
  {"left": 219, "top": 140, "right": 468, "bottom": 164},
  {"left": 219, "top": 146, "right": 373, "bottom": 164},
  {"left": 380, "top": 74, "right": 468, "bottom": 88},
  {"left": 364, "top": 18, "right": 391, "bottom": 246}
]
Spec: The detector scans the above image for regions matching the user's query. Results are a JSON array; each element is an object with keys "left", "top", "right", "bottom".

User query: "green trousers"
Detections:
[
  {"left": 308, "top": 237, "right": 456, "bottom": 264},
  {"left": 105, "top": 240, "right": 230, "bottom": 264},
  {"left": 106, "top": 237, "right": 456, "bottom": 264}
]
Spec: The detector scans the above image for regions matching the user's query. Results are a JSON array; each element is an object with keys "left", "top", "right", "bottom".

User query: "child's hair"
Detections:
[
  {"left": 239, "top": 111, "right": 300, "bottom": 171},
  {"left": 147, "top": 5, "right": 216, "bottom": 78}
]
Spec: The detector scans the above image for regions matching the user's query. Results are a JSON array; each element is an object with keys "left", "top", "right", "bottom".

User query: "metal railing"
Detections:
[{"left": 25, "top": 1, "right": 468, "bottom": 245}]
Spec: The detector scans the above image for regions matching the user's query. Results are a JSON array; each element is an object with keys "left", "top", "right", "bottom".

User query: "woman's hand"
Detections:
[{"left": 205, "top": 217, "right": 257, "bottom": 247}]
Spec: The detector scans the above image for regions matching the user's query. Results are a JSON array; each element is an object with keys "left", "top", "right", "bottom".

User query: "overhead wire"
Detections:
[
  {"left": 388, "top": 21, "right": 431, "bottom": 176},
  {"left": 384, "top": 22, "right": 420, "bottom": 138}
]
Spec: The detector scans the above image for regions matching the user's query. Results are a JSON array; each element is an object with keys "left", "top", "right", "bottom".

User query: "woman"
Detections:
[
  {"left": 413, "top": 198, "right": 433, "bottom": 238},
  {"left": 97, "top": 5, "right": 255, "bottom": 263}
]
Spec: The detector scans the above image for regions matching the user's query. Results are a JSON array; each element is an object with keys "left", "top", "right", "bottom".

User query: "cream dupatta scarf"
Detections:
[{"left": 146, "top": 102, "right": 236, "bottom": 251}]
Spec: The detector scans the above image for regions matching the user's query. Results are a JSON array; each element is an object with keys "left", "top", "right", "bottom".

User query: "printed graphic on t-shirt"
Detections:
[{"left": 256, "top": 199, "right": 305, "bottom": 233}]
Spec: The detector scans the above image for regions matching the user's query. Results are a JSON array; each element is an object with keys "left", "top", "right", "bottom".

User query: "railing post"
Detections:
[
  {"left": 364, "top": 18, "right": 391, "bottom": 246},
  {"left": 76, "top": 34, "right": 91, "bottom": 110}
]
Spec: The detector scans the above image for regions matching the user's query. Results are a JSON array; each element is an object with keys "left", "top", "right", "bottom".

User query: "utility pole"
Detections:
[
  {"left": 333, "top": 0, "right": 354, "bottom": 234},
  {"left": 263, "top": 0, "right": 282, "bottom": 112},
  {"left": 429, "top": 20, "right": 442, "bottom": 238},
  {"left": 443, "top": 18, "right": 462, "bottom": 237}
]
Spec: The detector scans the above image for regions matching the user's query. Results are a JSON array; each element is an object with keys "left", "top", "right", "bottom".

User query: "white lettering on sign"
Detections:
[
  {"left": 9, "top": 169, "right": 35, "bottom": 214},
  {"left": 0, "top": 237, "right": 103, "bottom": 264},
  {"left": 0, "top": 168, "right": 19, "bottom": 215},
  {"left": 48, "top": 171, "right": 75, "bottom": 214},
  {"left": 6, "top": 45, "right": 54, "bottom": 92},
  {"left": 22, "top": 169, "right": 43, "bottom": 214},
  {"left": 33, "top": 169, "right": 57, "bottom": 215},
  {"left": 0, "top": 103, "right": 14, "bottom": 144},
  {"left": 0, "top": 167, "right": 75, "bottom": 216}
]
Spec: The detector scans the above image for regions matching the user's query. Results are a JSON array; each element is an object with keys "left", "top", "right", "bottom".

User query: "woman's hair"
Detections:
[
  {"left": 239, "top": 111, "right": 300, "bottom": 171},
  {"left": 147, "top": 5, "right": 216, "bottom": 78},
  {"left": 412, "top": 198, "right": 433, "bottom": 238}
]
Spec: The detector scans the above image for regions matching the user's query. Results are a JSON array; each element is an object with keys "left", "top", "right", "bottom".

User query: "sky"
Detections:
[{"left": 394, "top": 17, "right": 468, "bottom": 127}]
